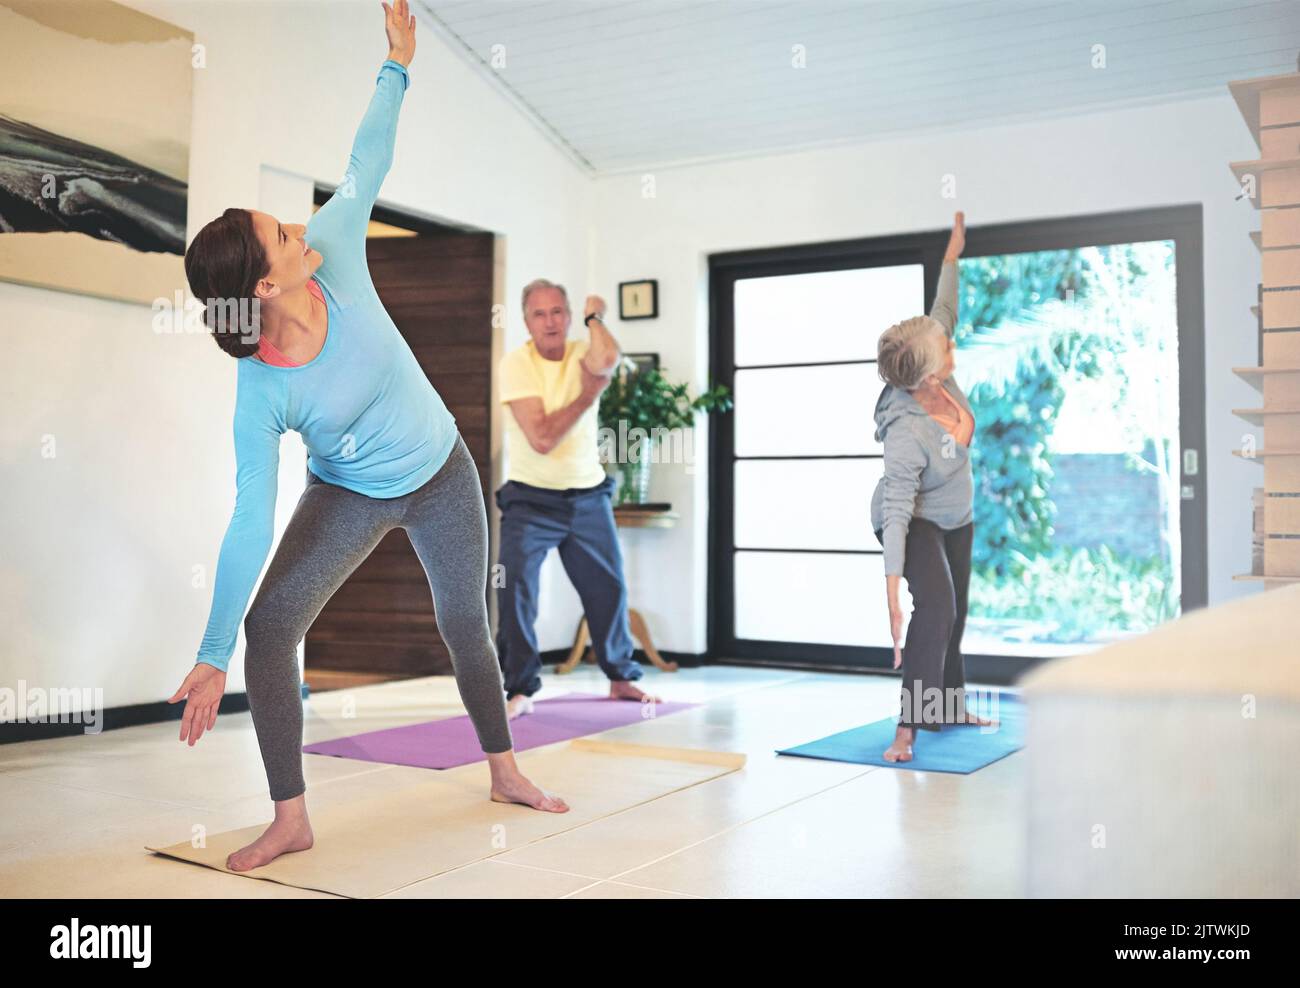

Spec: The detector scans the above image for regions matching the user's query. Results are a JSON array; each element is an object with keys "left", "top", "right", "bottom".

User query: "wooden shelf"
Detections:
[
  {"left": 1252, "top": 225, "right": 1300, "bottom": 251},
  {"left": 1232, "top": 407, "right": 1300, "bottom": 426},
  {"left": 1229, "top": 72, "right": 1300, "bottom": 149},
  {"left": 1232, "top": 365, "right": 1300, "bottom": 391},
  {"left": 1231, "top": 448, "right": 1300, "bottom": 460},
  {"left": 1246, "top": 231, "right": 1297, "bottom": 252},
  {"left": 1229, "top": 156, "right": 1300, "bottom": 210},
  {"left": 613, "top": 507, "right": 679, "bottom": 529},
  {"left": 1231, "top": 71, "right": 1300, "bottom": 595}
]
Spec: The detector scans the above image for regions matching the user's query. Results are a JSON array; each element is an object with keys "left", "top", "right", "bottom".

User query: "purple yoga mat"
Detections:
[{"left": 303, "top": 692, "right": 698, "bottom": 770}]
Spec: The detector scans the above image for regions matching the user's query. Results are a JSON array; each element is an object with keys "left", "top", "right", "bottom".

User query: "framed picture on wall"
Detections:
[
  {"left": 0, "top": 0, "right": 193, "bottom": 305},
  {"left": 619, "top": 279, "right": 658, "bottom": 319},
  {"left": 624, "top": 352, "right": 659, "bottom": 377}
]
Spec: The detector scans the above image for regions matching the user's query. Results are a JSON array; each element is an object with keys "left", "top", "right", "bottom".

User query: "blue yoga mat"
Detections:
[{"left": 777, "top": 690, "right": 1024, "bottom": 773}]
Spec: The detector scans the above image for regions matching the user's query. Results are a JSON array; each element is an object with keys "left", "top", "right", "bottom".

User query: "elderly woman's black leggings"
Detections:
[{"left": 875, "top": 518, "right": 974, "bottom": 732}]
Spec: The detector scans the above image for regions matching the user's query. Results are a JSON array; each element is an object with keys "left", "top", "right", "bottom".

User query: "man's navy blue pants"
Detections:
[{"left": 494, "top": 476, "right": 643, "bottom": 699}]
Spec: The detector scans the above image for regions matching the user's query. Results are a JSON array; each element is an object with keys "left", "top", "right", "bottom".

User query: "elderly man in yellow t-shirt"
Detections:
[{"left": 496, "top": 279, "right": 660, "bottom": 718}]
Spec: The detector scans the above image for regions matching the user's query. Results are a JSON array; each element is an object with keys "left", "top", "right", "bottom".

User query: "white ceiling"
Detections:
[{"left": 418, "top": 0, "right": 1300, "bottom": 175}]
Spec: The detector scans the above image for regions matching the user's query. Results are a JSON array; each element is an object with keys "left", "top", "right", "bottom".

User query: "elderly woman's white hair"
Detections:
[{"left": 876, "top": 316, "right": 948, "bottom": 391}]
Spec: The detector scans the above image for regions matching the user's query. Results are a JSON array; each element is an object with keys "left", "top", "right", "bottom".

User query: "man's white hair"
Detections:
[{"left": 521, "top": 278, "right": 570, "bottom": 316}]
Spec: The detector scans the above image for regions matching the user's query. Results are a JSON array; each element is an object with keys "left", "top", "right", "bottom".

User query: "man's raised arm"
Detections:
[{"left": 580, "top": 294, "right": 620, "bottom": 377}]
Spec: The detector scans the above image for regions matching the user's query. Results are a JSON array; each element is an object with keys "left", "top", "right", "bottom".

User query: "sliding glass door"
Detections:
[{"left": 709, "top": 207, "right": 1206, "bottom": 682}]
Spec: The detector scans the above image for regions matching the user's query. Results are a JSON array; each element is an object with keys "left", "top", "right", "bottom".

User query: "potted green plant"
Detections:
[{"left": 597, "top": 359, "right": 732, "bottom": 505}]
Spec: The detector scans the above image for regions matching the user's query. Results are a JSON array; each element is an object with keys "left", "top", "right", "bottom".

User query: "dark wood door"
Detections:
[{"left": 305, "top": 232, "right": 495, "bottom": 676}]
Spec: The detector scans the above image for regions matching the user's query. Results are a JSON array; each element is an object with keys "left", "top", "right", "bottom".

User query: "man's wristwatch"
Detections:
[{"left": 584, "top": 312, "right": 604, "bottom": 327}]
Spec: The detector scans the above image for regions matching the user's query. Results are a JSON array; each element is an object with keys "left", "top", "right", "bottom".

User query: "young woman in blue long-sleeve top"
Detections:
[{"left": 170, "top": 0, "right": 567, "bottom": 874}]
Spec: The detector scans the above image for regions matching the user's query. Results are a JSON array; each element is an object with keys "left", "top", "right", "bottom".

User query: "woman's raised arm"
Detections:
[
  {"left": 930, "top": 211, "right": 964, "bottom": 336},
  {"left": 306, "top": 1, "right": 416, "bottom": 269},
  {"left": 348, "top": 0, "right": 416, "bottom": 206}
]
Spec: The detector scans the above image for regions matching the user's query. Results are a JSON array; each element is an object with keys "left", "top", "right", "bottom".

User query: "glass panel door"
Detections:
[
  {"left": 711, "top": 208, "right": 1202, "bottom": 676},
  {"left": 729, "top": 263, "right": 924, "bottom": 650}
]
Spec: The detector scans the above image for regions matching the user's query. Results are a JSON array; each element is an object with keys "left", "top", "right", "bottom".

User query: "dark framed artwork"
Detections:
[
  {"left": 624, "top": 352, "right": 660, "bottom": 376},
  {"left": 619, "top": 279, "right": 658, "bottom": 319}
]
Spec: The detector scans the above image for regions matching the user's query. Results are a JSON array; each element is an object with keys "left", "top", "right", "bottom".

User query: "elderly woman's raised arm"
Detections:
[
  {"left": 930, "top": 261, "right": 959, "bottom": 337},
  {"left": 930, "top": 211, "right": 964, "bottom": 336}
]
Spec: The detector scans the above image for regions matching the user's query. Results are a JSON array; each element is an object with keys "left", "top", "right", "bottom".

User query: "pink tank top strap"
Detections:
[
  {"left": 256, "top": 334, "right": 300, "bottom": 367},
  {"left": 254, "top": 280, "right": 322, "bottom": 367}
]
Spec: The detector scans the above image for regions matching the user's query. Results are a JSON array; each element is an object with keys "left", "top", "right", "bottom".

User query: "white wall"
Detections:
[
  {"left": 592, "top": 92, "right": 1262, "bottom": 654},
  {"left": 0, "top": 0, "right": 592, "bottom": 710}
]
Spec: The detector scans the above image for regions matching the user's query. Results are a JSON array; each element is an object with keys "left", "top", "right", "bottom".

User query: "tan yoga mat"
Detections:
[{"left": 146, "top": 739, "right": 745, "bottom": 898}]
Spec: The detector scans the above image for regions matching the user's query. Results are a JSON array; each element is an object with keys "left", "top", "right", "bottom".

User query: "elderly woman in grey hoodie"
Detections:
[{"left": 870, "top": 213, "right": 996, "bottom": 763}]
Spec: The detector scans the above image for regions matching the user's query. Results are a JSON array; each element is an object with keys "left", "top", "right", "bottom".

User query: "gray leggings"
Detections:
[{"left": 243, "top": 435, "right": 513, "bottom": 801}]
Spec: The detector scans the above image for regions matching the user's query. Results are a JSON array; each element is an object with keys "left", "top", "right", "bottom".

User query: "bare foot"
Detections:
[
  {"left": 883, "top": 725, "right": 915, "bottom": 763},
  {"left": 609, "top": 680, "right": 660, "bottom": 703},
  {"left": 506, "top": 694, "right": 534, "bottom": 719},
  {"left": 226, "top": 809, "right": 314, "bottom": 872},
  {"left": 951, "top": 707, "right": 1000, "bottom": 727},
  {"left": 490, "top": 772, "right": 569, "bottom": 813}
]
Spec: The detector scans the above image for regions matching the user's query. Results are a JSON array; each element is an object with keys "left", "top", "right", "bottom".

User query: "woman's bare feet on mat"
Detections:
[
  {"left": 883, "top": 725, "right": 915, "bottom": 763},
  {"left": 506, "top": 694, "right": 534, "bottom": 719},
  {"left": 486, "top": 750, "right": 569, "bottom": 813},
  {"left": 226, "top": 798, "right": 314, "bottom": 872},
  {"left": 609, "top": 680, "right": 660, "bottom": 703}
]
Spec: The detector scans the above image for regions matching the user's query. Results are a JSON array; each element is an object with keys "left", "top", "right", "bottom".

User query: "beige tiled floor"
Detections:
[{"left": 0, "top": 665, "right": 1025, "bottom": 898}]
